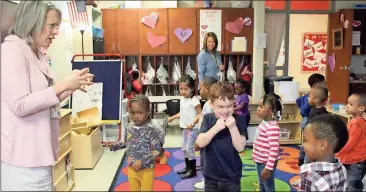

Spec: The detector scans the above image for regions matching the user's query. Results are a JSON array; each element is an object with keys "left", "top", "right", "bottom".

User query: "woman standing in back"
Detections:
[
  {"left": 197, "top": 32, "right": 225, "bottom": 87},
  {"left": 1, "top": 1, "right": 93, "bottom": 191}
]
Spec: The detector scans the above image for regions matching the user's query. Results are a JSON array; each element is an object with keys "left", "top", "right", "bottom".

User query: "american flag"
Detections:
[{"left": 67, "top": 0, "right": 89, "bottom": 29}]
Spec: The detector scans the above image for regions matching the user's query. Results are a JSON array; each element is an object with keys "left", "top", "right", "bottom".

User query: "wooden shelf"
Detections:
[
  {"left": 67, "top": 182, "right": 75, "bottom": 191},
  {"left": 54, "top": 166, "right": 74, "bottom": 187},
  {"left": 59, "top": 131, "right": 71, "bottom": 141},
  {"left": 56, "top": 148, "right": 72, "bottom": 165}
]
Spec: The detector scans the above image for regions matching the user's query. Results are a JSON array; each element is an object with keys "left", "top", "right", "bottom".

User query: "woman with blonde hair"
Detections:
[{"left": 1, "top": 1, "right": 93, "bottom": 191}]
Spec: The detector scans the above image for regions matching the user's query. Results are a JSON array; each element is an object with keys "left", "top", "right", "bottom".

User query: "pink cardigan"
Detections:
[{"left": 1, "top": 35, "right": 60, "bottom": 167}]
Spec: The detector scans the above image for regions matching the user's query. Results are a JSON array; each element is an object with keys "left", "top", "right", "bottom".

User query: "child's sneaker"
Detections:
[
  {"left": 291, "top": 179, "right": 300, "bottom": 187},
  {"left": 194, "top": 180, "right": 205, "bottom": 190},
  {"left": 109, "top": 142, "right": 126, "bottom": 151}
]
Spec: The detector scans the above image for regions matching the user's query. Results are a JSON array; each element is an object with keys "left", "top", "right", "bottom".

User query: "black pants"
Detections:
[{"left": 204, "top": 177, "right": 240, "bottom": 192}]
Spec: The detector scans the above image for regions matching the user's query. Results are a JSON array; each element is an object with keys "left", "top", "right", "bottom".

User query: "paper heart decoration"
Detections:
[
  {"left": 141, "top": 12, "right": 159, "bottom": 28},
  {"left": 201, "top": 25, "right": 208, "bottom": 29},
  {"left": 147, "top": 32, "right": 166, "bottom": 48},
  {"left": 225, "top": 17, "right": 244, "bottom": 34},
  {"left": 244, "top": 17, "right": 252, "bottom": 26},
  {"left": 353, "top": 20, "right": 361, "bottom": 27},
  {"left": 175, "top": 28, "right": 193, "bottom": 43}
]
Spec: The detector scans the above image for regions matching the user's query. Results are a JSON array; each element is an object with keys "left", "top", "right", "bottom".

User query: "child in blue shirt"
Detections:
[{"left": 296, "top": 73, "right": 326, "bottom": 166}]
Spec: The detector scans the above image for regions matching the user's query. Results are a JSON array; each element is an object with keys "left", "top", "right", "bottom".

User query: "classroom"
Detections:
[{"left": 1, "top": 0, "right": 366, "bottom": 192}]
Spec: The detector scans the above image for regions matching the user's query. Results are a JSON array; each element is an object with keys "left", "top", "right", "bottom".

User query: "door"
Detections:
[
  {"left": 222, "top": 8, "right": 254, "bottom": 54},
  {"left": 101, "top": 9, "right": 117, "bottom": 54},
  {"left": 168, "top": 8, "right": 197, "bottom": 55},
  {"left": 116, "top": 9, "right": 139, "bottom": 55},
  {"left": 326, "top": 10, "right": 353, "bottom": 104},
  {"left": 139, "top": 9, "right": 168, "bottom": 55}
]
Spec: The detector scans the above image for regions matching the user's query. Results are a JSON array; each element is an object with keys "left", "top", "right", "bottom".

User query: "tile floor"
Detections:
[{"left": 72, "top": 118, "right": 366, "bottom": 191}]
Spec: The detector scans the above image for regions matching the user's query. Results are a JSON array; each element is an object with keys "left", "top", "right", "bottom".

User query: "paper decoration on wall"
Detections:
[
  {"left": 301, "top": 32, "right": 328, "bottom": 73},
  {"left": 225, "top": 17, "right": 244, "bottom": 34},
  {"left": 244, "top": 17, "right": 252, "bottom": 26},
  {"left": 328, "top": 53, "right": 335, "bottom": 72},
  {"left": 340, "top": 14, "right": 344, "bottom": 22},
  {"left": 344, "top": 20, "right": 349, "bottom": 29},
  {"left": 147, "top": 32, "right": 166, "bottom": 48},
  {"left": 175, "top": 28, "right": 193, "bottom": 43},
  {"left": 141, "top": 12, "right": 159, "bottom": 28},
  {"left": 353, "top": 20, "right": 361, "bottom": 28},
  {"left": 199, "top": 9, "right": 222, "bottom": 51}
]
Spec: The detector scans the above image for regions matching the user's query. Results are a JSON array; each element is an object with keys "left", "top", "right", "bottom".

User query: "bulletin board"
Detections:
[{"left": 301, "top": 32, "right": 328, "bottom": 73}]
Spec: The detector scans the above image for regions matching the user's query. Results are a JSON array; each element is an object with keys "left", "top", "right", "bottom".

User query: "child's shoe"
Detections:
[{"left": 159, "top": 150, "right": 168, "bottom": 164}]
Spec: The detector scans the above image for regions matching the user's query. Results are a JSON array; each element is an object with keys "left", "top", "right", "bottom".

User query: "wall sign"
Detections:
[
  {"left": 301, "top": 32, "right": 328, "bottom": 73},
  {"left": 199, "top": 9, "right": 222, "bottom": 51}
]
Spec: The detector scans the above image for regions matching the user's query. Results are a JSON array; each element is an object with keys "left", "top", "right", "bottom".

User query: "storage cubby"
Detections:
[{"left": 155, "top": 55, "right": 170, "bottom": 84}]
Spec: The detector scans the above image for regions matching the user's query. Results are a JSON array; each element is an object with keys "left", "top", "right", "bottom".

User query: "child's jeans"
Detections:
[
  {"left": 255, "top": 161, "right": 278, "bottom": 192},
  {"left": 204, "top": 177, "right": 241, "bottom": 191},
  {"left": 344, "top": 160, "right": 366, "bottom": 192},
  {"left": 128, "top": 167, "right": 154, "bottom": 191},
  {"left": 299, "top": 117, "right": 309, "bottom": 164}
]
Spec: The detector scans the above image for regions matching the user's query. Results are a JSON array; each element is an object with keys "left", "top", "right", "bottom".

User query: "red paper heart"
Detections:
[
  {"left": 147, "top": 32, "right": 166, "bottom": 48},
  {"left": 353, "top": 20, "right": 361, "bottom": 27},
  {"left": 201, "top": 25, "right": 208, "bottom": 29},
  {"left": 225, "top": 17, "right": 244, "bottom": 34},
  {"left": 141, "top": 12, "right": 159, "bottom": 28}
]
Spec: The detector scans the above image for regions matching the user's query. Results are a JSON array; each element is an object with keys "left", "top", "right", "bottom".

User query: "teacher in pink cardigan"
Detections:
[{"left": 1, "top": 1, "right": 94, "bottom": 191}]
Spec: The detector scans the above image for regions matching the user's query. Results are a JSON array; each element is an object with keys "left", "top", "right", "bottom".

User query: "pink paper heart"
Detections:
[
  {"left": 141, "top": 12, "right": 159, "bottom": 28},
  {"left": 147, "top": 32, "right": 166, "bottom": 48},
  {"left": 201, "top": 25, "right": 208, "bottom": 29},
  {"left": 353, "top": 20, "right": 361, "bottom": 27},
  {"left": 225, "top": 17, "right": 244, "bottom": 34},
  {"left": 174, "top": 28, "right": 193, "bottom": 43}
]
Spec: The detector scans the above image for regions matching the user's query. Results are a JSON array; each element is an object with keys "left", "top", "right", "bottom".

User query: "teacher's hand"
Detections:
[
  {"left": 64, "top": 68, "right": 94, "bottom": 91},
  {"left": 219, "top": 64, "right": 225, "bottom": 71}
]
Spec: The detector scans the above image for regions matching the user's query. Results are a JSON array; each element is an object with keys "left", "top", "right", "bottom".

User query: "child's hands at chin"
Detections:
[{"left": 225, "top": 116, "right": 236, "bottom": 130}]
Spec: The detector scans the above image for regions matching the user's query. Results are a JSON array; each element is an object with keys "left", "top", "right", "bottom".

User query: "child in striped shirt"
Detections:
[{"left": 252, "top": 93, "right": 282, "bottom": 192}]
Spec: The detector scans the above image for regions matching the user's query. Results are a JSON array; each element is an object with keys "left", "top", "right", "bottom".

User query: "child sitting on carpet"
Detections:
[
  {"left": 107, "top": 94, "right": 165, "bottom": 191},
  {"left": 252, "top": 93, "right": 282, "bottom": 192},
  {"left": 194, "top": 76, "right": 218, "bottom": 190},
  {"left": 300, "top": 114, "right": 349, "bottom": 191},
  {"left": 196, "top": 81, "right": 248, "bottom": 191},
  {"left": 335, "top": 93, "right": 366, "bottom": 192},
  {"left": 168, "top": 75, "right": 202, "bottom": 179}
]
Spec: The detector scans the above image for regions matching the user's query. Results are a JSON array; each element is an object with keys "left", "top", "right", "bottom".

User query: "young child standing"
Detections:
[
  {"left": 124, "top": 94, "right": 165, "bottom": 191},
  {"left": 252, "top": 93, "right": 282, "bottom": 192},
  {"left": 336, "top": 93, "right": 366, "bottom": 191},
  {"left": 308, "top": 86, "right": 328, "bottom": 119},
  {"left": 300, "top": 114, "right": 349, "bottom": 191},
  {"left": 196, "top": 82, "right": 248, "bottom": 192},
  {"left": 168, "top": 75, "right": 202, "bottom": 179},
  {"left": 194, "top": 76, "right": 218, "bottom": 190},
  {"left": 296, "top": 73, "right": 325, "bottom": 166},
  {"left": 234, "top": 78, "right": 251, "bottom": 126}
]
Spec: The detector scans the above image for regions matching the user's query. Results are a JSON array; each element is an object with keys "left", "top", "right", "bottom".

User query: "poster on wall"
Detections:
[
  {"left": 199, "top": 9, "right": 222, "bottom": 51},
  {"left": 301, "top": 32, "right": 328, "bottom": 73}
]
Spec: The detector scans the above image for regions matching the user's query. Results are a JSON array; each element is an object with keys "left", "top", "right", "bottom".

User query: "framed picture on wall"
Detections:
[{"left": 332, "top": 28, "right": 343, "bottom": 49}]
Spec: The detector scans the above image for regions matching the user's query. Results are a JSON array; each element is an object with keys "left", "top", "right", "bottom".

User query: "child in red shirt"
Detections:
[
  {"left": 336, "top": 93, "right": 366, "bottom": 192},
  {"left": 125, "top": 70, "right": 142, "bottom": 102}
]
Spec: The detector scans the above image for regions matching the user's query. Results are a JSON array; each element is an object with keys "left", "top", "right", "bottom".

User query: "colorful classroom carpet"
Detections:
[{"left": 109, "top": 146, "right": 301, "bottom": 192}]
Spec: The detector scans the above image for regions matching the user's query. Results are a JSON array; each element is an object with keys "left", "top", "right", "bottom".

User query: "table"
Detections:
[
  {"left": 326, "top": 106, "right": 352, "bottom": 124},
  {"left": 148, "top": 96, "right": 202, "bottom": 118}
]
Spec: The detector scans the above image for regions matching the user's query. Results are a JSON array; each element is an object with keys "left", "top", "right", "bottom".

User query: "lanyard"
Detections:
[{"left": 209, "top": 52, "right": 220, "bottom": 71}]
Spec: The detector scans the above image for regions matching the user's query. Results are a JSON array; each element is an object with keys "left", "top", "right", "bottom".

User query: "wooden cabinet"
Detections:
[
  {"left": 168, "top": 8, "right": 197, "bottom": 55},
  {"left": 117, "top": 9, "right": 139, "bottom": 55},
  {"left": 139, "top": 9, "right": 169, "bottom": 55},
  {"left": 54, "top": 109, "right": 75, "bottom": 192},
  {"left": 222, "top": 8, "right": 254, "bottom": 54},
  {"left": 101, "top": 9, "right": 117, "bottom": 54}
]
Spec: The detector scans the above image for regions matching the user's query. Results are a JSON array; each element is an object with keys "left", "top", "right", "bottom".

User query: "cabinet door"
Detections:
[
  {"left": 102, "top": 9, "right": 117, "bottom": 54},
  {"left": 222, "top": 8, "right": 254, "bottom": 54},
  {"left": 139, "top": 9, "right": 168, "bottom": 55},
  {"left": 168, "top": 8, "right": 197, "bottom": 55},
  {"left": 116, "top": 9, "right": 139, "bottom": 55},
  {"left": 326, "top": 10, "right": 353, "bottom": 104}
]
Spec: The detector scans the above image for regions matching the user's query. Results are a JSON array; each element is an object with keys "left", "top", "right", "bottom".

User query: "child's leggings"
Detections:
[
  {"left": 128, "top": 167, "right": 154, "bottom": 191},
  {"left": 182, "top": 128, "right": 198, "bottom": 160}
]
